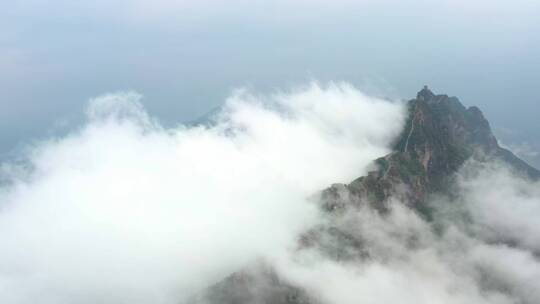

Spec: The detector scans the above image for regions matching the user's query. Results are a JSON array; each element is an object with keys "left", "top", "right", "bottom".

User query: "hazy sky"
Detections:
[
  {"left": 1, "top": 0, "right": 539, "bottom": 164},
  {"left": 1, "top": 3, "right": 540, "bottom": 302}
]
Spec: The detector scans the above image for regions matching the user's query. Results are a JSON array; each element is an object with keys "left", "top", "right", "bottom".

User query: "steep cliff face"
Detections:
[
  {"left": 189, "top": 87, "right": 540, "bottom": 304},
  {"left": 321, "top": 86, "right": 539, "bottom": 214}
]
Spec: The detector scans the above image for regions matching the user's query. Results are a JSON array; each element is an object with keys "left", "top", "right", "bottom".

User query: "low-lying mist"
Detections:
[
  {"left": 1, "top": 83, "right": 538, "bottom": 304},
  {"left": 0, "top": 83, "right": 406, "bottom": 303},
  {"left": 274, "top": 160, "right": 540, "bottom": 304}
]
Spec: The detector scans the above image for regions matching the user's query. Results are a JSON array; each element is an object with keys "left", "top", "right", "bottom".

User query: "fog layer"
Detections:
[{"left": 0, "top": 83, "right": 405, "bottom": 303}]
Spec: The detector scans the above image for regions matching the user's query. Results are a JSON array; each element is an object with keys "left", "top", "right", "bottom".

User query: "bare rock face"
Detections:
[
  {"left": 189, "top": 87, "right": 540, "bottom": 304},
  {"left": 322, "top": 86, "right": 539, "bottom": 214}
]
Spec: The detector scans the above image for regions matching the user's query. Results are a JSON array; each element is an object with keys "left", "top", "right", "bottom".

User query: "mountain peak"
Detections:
[
  {"left": 416, "top": 85, "right": 435, "bottom": 101},
  {"left": 321, "top": 88, "right": 540, "bottom": 212},
  {"left": 191, "top": 88, "right": 540, "bottom": 304}
]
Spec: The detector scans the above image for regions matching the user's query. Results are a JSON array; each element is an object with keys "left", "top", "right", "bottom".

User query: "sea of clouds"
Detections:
[
  {"left": 0, "top": 83, "right": 404, "bottom": 303},
  {"left": 0, "top": 83, "right": 538, "bottom": 304}
]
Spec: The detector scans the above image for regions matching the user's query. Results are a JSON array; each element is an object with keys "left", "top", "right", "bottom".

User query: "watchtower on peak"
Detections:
[{"left": 417, "top": 85, "right": 435, "bottom": 101}]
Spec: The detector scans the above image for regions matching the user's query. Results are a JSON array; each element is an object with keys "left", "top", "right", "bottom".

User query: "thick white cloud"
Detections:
[
  {"left": 455, "top": 162, "right": 540, "bottom": 253},
  {"left": 0, "top": 83, "right": 405, "bottom": 303},
  {"left": 1, "top": 81, "right": 539, "bottom": 304},
  {"left": 272, "top": 162, "right": 540, "bottom": 304}
]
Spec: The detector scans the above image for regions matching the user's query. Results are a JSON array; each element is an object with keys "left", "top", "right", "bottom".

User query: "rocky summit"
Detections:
[
  {"left": 322, "top": 86, "right": 539, "bottom": 214},
  {"left": 189, "top": 87, "right": 540, "bottom": 304}
]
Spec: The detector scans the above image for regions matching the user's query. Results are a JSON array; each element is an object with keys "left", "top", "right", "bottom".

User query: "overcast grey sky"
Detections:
[{"left": 1, "top": 0, "right": 539, "bottom": 165}]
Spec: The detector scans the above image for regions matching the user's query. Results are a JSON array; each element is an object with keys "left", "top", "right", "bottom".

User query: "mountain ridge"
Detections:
[
  {"left": 322, "top": 86, "right": 538, "bottom": 214},
  {"left": 189, "top": 86, "right": 540, "bottom": 304}
]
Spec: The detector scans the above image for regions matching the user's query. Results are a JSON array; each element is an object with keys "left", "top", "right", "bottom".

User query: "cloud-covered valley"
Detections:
[
  {"left": 0, "top": 83, "right": 405, "bottom": 303},
  {"left": 0, "top": 83, "right": 539, "bottom": 304}
]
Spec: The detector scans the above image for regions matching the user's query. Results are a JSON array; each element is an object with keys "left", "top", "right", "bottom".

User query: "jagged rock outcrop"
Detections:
[
  {"left": 188, "top": 87, "right": 540, "bottom": 304},
  {"left": 321, "top": 86, "right": 540, "bottom": 214}
]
